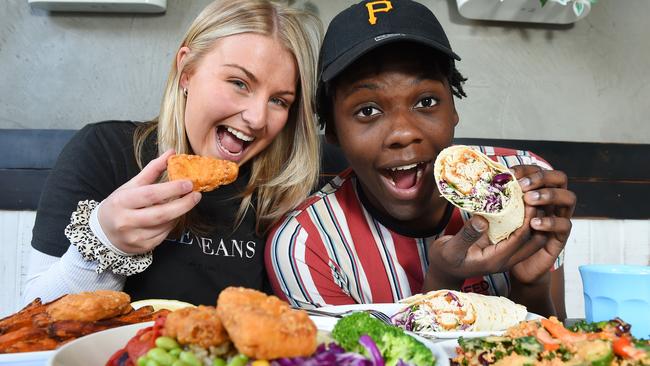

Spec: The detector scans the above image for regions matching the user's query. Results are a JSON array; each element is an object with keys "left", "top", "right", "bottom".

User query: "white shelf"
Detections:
[
  {"left": 28, "top": 0, "right": 167, "bottom": 13},
  {"left": 457, "top": 0, "right": 591, "bottom": 24}
]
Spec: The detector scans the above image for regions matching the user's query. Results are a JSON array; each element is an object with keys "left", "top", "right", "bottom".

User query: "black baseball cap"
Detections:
[
  {"left": 315, "top": 0, "right": 461, "bottom": 127},
  {"left": 318, "top": 0, "right": 461, "bottom": 86}
]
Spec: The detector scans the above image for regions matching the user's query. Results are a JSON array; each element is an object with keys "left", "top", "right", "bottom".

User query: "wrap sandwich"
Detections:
[
  {"left": 392, "top": 290, "right": 527, "bottom": 333},
  {"left": 434, "top": 145, "right": 524, "bottom": 243}
]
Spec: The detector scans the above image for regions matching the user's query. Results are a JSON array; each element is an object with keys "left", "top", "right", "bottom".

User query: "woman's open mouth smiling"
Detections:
[{"left": 215, "top": 125, "right": 254, "bottom": 160}]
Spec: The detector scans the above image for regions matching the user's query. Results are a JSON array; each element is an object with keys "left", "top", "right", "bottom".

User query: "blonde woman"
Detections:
[{"left": 23, "top": 0, "right": 322, "bottom": 306}]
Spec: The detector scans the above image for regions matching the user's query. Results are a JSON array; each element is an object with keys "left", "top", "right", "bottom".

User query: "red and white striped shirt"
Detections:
[{"left": 265, "top": 146, "right": 562, "bottom": 309}]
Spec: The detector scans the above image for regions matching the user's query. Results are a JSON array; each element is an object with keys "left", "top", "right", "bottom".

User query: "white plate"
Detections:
[
  {"left": 48, "top": 321, "right": 153, "bottom": 366},
  {"left": 318, "top": 303, "right": 543, "bottom": 340},
  {"left": 0, "top": 350, "right": 54, "bottom": 366},
  {"left": 49, "top": 315, "right": 450, "bottom": 366},
  {"left": 438, "top": 339, "right": 461, "bottom": 359}
]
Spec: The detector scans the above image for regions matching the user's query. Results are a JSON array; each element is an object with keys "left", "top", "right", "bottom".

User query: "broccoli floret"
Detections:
[
  {"left": 331, "top": 312, "right": 434, "bottom": 366},
  {"left": 331, "top": 312, "right": 386, "bottom": 353},
  {"left": 379, "top": 325, "right": 434, "bottom": 366}
]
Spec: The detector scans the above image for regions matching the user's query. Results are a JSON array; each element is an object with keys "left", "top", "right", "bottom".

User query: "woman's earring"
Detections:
[{"left": 183, "top": 88, "right": 188, "bottom": 97}]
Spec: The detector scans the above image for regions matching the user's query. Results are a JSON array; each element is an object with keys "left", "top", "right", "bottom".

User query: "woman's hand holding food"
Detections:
[
  {"left": 98, "top": 149, "right": 202, "bottom": 254},
  {"left": 507, "top": 165, "right": 577, "bottom": 284}
]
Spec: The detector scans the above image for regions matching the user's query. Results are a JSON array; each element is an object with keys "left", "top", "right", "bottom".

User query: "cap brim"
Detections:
[{"left": 321, "top": 34, "right": 461, "bottom": 84}]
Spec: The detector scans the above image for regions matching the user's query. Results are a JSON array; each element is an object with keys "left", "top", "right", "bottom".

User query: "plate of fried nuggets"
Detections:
[
  {"left": 167, "top": 154, "right": 238, "bottom": 192},
  {"left": 50, "top": 287, "right": 319, "bottom": 366},
  {"left": 0, "top": 290, "right": 168, "bottom": 354}
]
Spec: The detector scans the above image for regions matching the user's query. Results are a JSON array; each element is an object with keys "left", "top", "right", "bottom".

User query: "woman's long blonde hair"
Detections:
[{"left": 134, "top": 0, "right": 322, "bottom": 234}]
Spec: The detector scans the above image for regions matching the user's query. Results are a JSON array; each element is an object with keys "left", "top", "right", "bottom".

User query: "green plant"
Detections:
[{"left": 539, "top": 0, "right": 597, "bottom": 17}]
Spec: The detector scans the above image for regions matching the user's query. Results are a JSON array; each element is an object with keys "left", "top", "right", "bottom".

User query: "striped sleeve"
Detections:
[{"left": 265, "top": 213, "right": 356, "bottom": 309}]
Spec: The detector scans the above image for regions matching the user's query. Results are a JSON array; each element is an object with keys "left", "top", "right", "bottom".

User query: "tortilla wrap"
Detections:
[
  {"left": 434, "top": 145, "right": 524, "bottom": 243},
  {"left": 397, "top": 290, "right": 527, "bottom": 332}
]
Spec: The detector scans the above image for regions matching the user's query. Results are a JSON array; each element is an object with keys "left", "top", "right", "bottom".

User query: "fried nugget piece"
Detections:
[
  {"left": 216, "top": 287, "right": 317, "bottom": 360},
  {"left": 167, "top": 154, "right": 238, "bottom": 192},
  {"left": 163, "top": 306, "right": 229, "bottom": 349},
  {"left": 46, "top": 290, "right": 132, "bottom": 322}
]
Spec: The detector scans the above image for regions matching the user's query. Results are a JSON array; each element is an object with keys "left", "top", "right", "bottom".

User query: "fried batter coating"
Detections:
[
  {"left": 46, "top": 290, "right": 131, "bottom": 322},
  {"left": 167, "top": 154, "right": 238, "bottom": 192},
  {"left": 216, "top": 287, "right": 317, "bottom": 360},
  {"left": 162, "top": 306, "right": 229, "bottom": 349}
]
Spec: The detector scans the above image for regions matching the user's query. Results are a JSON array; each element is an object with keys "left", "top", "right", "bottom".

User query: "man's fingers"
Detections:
[
  {"left": 437, "top": 217, "right": 491, "bottom": 265},
  {"left": 505, "top": 231, "right": 547, "bottom": 267},
  {"left": 524, "top": 188, "right": 576, "bottom": 212},
  {"left": 531, "top": 216, "right": 572, "bottom": 241},
  {"left": 517, "top": 169, "right": 568, "bottom": 192},
  {"left": 119, "top": 149, "right": 175, "bottom": 190},
  {"left": 460, "top": 216, "right": 490, "bottom": 248}
]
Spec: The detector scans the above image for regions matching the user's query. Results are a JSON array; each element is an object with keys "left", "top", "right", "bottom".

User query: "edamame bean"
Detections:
[
  {"left": 137, "top": 356, "right": 149, "bottom": 366},
  {"left": 212, "top": 358, "right": 227, "bottom": 366},
  {"left": 169, "top": 348, "right": 182, "bottom": 357},
  {"left": 147, "top": 347, "right": 174, "bottom": 366},
  {"left": 179, "top": 351, "right": 202, "bottom": 366},
  {"left": 155, "top": 336, "right": 180, "bottom": 350},
  {"left": 171, "top": 360, "right": 190, "bottom": 366},
  {"left": 145, "top": 359, "right": 161, "bottom": 366},
  {"left": 227, "top": 354, "right": 249, "bottom": 366}
]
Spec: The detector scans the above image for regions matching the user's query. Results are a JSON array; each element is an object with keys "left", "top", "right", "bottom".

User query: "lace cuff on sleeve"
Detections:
[{"left": 64, "top": 200, "right": 152, "bottom": 276}]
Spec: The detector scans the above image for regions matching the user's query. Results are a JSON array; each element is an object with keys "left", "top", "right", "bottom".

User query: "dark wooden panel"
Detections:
[
  {"left": 569, "top": 181, "right": 648, "bottom": 219},
  {"left": 0, "top": 129, "right": 76, "bottom": 169},
  {"left": 0, "top": 170, "right": 51, "bottom": 210},
  {"left": 454, "top": 138, "right": 649, "bottom": 181}
]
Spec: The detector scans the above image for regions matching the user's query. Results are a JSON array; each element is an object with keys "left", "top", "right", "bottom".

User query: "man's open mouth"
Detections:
[
  {"left": 383, "top": 162, "right": 426, "bottom": 190},
  {"left": 216, "top": 126, "right": 254, "bottom": 156}
]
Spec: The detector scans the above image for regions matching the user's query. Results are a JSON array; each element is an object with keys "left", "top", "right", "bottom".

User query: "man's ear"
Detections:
[
  {"left": 451, "top": 98, "right": 460, "bottom": 127},
  {"left": 176, "top": 46, "right": 191, "bottom": 89}
]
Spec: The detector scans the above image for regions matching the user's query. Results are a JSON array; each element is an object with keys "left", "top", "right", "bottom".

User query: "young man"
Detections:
[{"left": 265, "top": 0, "right": 576, "bottom": 319}]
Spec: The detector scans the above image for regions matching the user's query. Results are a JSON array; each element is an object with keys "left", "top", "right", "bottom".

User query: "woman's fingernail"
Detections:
[
  {"left": 183, "top": 181, "right": 193, "bottom": 191},
  {"left": 519, "top": 177, "right": 531, "bottom": 187},
  {"left": 193, "top": 192, "right": 202, "bottom": 203},
  {"left": 531, "top": 218, "right": 542, "bottom": 226}
]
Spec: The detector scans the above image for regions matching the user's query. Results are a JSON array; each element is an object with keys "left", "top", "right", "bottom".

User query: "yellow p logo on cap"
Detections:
[{"left": 366, "top": 0, "right": 393, "bottom": 25}]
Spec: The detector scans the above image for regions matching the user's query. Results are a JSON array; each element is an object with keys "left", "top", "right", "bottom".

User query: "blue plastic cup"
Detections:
[{"left": 579, "top": 264, "right": 650, "bottom": 339}]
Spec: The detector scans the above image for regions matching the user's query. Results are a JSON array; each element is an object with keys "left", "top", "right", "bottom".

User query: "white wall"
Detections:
[{"left": 1, "top": 0, "right": 649, "bottom": 143}]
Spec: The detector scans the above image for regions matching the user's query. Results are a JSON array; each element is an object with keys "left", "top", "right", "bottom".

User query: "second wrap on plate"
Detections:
[
  {"left": 393, "top": 290, "right": 527, "bottom": 333},
  {"left": 434, "top": 145, "right": 524, "bottom": 243}
]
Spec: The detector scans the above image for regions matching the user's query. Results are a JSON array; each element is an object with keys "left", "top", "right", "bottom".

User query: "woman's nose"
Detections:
[{"left": 240, "top": 96, "right": 267, "bottom": 130}]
